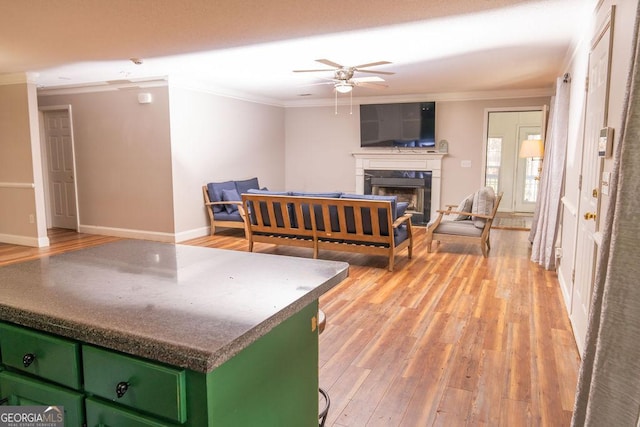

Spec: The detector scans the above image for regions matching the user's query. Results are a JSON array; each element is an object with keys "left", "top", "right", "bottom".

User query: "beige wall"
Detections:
[
  {"left": 168, "top": 84, "right": 286, "bottom": 240},
  {"left": 0, "top": 81, "right": 45, "bottom": 245},
  {"left": 38, "top": 86, "right": 175, "bottom": 237},
  {"left": 284, "top": 96, "right": 550, "bottom": 208}
]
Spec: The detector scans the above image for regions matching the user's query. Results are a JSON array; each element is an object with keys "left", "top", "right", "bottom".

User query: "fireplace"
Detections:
[
  {"left": 364, "top": 170, "right": 432, "bottom": 224},
  {"left": 353, "top": 150, "right": 444, "bottom": 224}
]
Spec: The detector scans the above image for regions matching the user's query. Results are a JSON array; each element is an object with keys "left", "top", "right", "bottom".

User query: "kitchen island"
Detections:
[{"left": 0, "top": 240, "right": 349, "bottom": 426}]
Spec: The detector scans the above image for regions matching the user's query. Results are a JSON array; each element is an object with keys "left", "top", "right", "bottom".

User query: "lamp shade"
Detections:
[
  {"left": 335, "top": 82, "right": 353, "bottom": 93},
  {"left": 519, "top": 139, "right": 544, "bottom": 158}
]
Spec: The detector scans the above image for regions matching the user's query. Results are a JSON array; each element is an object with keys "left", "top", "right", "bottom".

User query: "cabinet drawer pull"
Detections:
[
  {"left": 22, "top": 353, "right": 36, "bottom": 368},
  {"left": 116, "top": 381, "right": 130, "bottom": 398}
]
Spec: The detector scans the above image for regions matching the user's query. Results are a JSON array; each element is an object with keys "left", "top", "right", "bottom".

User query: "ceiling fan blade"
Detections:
[
  {"left": 293, "top": 68, "right": 335, "bottom": 73},
  {"left": 353, "top": 61, "right": 391, "bottom": 69},
  {"left": 357, "top": 69, "right": 395, "bottom": 75},
  {"left": 351, "top": 76, "right": 385, "bottom": 83},
  {"left": 316, "top": 59, "right": 344, "bottom": 68}
]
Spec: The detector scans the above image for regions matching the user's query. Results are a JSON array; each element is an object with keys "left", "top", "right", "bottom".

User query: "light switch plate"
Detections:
[{"left": 461, "top": 160, "right": 472, "bottom": 168}]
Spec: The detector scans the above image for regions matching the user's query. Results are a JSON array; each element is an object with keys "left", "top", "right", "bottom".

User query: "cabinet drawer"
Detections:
[
  {"left": 86, "top": 397, "right": 182, "bottom": 427},
  {"left": 0, "top": 371, "right": 85, "bottom": 426},
  {"left": 0, "top": 323, "right": 81, "bottom": 389},
  {"left": 82, "top": 345, "right": 187, "bottom": 423}
]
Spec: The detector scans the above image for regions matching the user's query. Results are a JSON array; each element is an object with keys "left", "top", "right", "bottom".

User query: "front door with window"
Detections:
[{"left": 485, "top": 110, "right": 544, "bottom": 213}]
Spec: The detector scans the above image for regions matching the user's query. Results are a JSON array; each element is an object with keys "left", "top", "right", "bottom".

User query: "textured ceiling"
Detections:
[{"left": 0, "top": 0, "right": 594, "bottom": 103}]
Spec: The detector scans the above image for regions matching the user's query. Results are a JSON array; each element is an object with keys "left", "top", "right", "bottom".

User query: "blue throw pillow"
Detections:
[
  {"left": 207, "top": 181, "right": 236, "bottom": 214},
  {"left": 235, "top": 177, "right": 260, "bottom": 195},
  {"left": 396, "top": 202, "right": 410, "bottom": 218},
  {"left": 221, "top": 188, "right": 241, "bottom": 214}
]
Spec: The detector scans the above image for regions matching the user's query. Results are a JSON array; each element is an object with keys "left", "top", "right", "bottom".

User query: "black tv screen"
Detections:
[{"left": 360, "top": 102, "right": 436, "bottom": 148}]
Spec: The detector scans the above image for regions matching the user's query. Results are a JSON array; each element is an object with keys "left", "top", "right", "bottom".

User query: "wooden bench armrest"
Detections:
[
  {"left": 205, "top": 200, "right": 243, "bottom": 207},
  {"left": 436, "top": 209, "right": 494, "bottom": 220},
  {"left": 436, "top": 209, "right": 474, "bottom": 217},
  {"left": 393, "top": 213, "right": 413, "bottom": 228}
]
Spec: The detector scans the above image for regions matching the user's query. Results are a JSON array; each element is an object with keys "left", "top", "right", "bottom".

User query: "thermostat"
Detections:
[{"left": 598, "top": 127, "right": 614, "bottom": 157}]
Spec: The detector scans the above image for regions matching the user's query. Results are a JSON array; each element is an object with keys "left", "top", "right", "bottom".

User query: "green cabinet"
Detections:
[
  {"left": 82, "top": 345, "right": 187, "bottom": 423},
  {"left": 0, "top": 300, "right": 320, "bottom": 427},
  {"left": 0, "top": 371, "right": 85, "bottom": 426},
  {"left": 0, "top": 322, "right": 82, "bottom": 389}
]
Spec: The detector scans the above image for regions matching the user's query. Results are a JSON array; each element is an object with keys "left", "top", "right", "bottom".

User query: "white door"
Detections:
[
  {"left": 43, "top": 109, "right": 78, "bottom": 230},
  {"left": 570, "top": 15, "right": 612, "bottom": 355}
]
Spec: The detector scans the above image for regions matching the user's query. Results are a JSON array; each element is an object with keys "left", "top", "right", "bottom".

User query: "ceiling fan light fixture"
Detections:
[{"left": 335, "top": 82, "right": 353, "bottom": 93}]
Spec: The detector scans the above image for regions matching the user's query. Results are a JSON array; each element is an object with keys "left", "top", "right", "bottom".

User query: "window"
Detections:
[{"left": 485, "top": 137, "right": 502, "bottom": 192}]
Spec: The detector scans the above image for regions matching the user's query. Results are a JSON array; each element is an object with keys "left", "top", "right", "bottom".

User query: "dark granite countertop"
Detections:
[{"left": 0, "top": 240, "right": 349, "bottom": 373}]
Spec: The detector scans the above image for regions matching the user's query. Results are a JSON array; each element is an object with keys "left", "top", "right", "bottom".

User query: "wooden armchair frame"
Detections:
[
  {"left": 202, "top": 185, "right": 248, "bottom": 236},
  {"left": 426, "top": 192, "right": 503, "bottom": 257}
]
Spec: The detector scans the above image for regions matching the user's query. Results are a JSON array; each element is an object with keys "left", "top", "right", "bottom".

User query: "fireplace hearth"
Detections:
[{"left": 364, "top": 170, "right": 432, "bottom": 225}]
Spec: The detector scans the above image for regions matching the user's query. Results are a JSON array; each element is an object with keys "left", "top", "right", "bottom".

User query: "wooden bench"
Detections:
[{"left": 241, "top": 193, "right": 414, "bottom": 271}]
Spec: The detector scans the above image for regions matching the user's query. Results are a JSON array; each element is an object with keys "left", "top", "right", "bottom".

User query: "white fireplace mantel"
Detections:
[{"left": 352, "top": 150, "right": 445, "bottom": 222}]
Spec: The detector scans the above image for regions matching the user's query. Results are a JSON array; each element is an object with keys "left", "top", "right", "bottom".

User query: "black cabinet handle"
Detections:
[
  {"left": 116, "top": 381, "right": 130, "bottom": 398},
  {"left": 22, "top": 353, "right": 36, "bottom": 368}
]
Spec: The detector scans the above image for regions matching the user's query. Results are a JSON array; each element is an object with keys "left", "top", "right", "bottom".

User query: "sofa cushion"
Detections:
[
  {"left": 435, "top": 220, "right": 483, "bottom": 237},
  {"left": 213, "top": 210, "right": 243, "bottom": 222},
  {"left": 454, "top": 193, "right": 474, "bottom": 221},
  {"left": 340, "top": 193, "right": 397, "bottom": 236},
  {"left": 396, "top": 202, "right": 410, "bottom": 218},
  {"left": 291, "top": 192, "right": 342, "bottom": 231},
  {"left": 207, "top": 181, "right": 236, "bottom": 213},
  {"left": 234, "top": 177, "right": 260, "bottom": 195},
  {"left": 245, "top": 188, "right": 291, "bottom": 227},
  {"left": 471, "top": 187, "right": 496, "bottom": 228},
  {"left": 221, "top": 188, "right": 241, "bottom": 214}
]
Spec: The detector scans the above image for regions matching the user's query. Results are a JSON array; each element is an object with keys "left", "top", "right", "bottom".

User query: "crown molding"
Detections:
[
  {"left": 37, "top": 77, "right": 168, "bottom": 96},
  {"left": 167, "top": 76, "right": 284, "bottom": 108},
  {"left": 0, "top": 72, "right": 40, "bottom": 86},
  {"left": 282, "top": 87, "right": 554, "bottom": 108}
]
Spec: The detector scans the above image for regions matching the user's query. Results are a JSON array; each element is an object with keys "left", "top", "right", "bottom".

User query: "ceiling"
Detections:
[{"left": 1, "top": 0, "right": 593, "bottom": 104}]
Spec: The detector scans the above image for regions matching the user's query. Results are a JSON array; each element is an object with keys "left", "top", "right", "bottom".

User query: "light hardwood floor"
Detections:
[{"left": 0, "top": 227, "right": 580, "bottom": 426}]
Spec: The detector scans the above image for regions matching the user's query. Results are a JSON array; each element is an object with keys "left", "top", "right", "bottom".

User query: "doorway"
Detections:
[
  {"left": 40, "top": 107, "right": 79, "bottom": 230},
  {"left": 484, "top": 109, "right": 545, "bottom": 213}
]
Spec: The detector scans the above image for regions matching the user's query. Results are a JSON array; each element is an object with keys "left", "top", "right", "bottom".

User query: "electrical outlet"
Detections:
[
  {"left": 29, "top": 214, "right": 35, "bottom": 224},
  {"left": 461, "top": 160, "right": 472, "bottom": 168}
]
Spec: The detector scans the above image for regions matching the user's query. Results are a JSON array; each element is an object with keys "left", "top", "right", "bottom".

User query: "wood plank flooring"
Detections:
[{"left": 0, "top": 227, "right": 580, "bottom": 426}]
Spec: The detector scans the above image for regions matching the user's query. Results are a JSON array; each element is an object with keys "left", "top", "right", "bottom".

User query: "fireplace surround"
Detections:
[{"left": 353, "top": 150, "right": 444, "bottom": 224}]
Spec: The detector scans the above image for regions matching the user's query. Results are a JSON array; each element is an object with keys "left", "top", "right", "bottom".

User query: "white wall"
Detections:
[
  {"left": 38, "top": 86, "right": 175, "bottom": 239},
  {"left": 558, "top": 0, "right": 638, "bottom": 309},
  {"left": 0, "top": 78, "right": 48, "bottom": 247},
  {"left": 284, "top": 96, "right": 550, "bottom": 208},
  {"left": 169, "top": 84, "right": 286, "bottom": 240}
]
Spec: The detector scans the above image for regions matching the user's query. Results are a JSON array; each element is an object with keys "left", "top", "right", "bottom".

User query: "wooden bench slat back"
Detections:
[{"left": 242, "top": 194, "right": 396, "bottom": 245}]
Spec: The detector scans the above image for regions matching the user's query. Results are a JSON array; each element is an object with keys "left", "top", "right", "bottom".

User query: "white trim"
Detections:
[
  {"left": 0, "top": 182, "right": 35, "bottom": 189},
  {"left": 37, "top": 78, "right": 168, "bottom": 96},
  {"left": 561, "top": 196, "right": 578, "bottom": 216},
  {"left": 0, "top": 72, "right": 39, "bottom": 86},
  {"left": 78, "top": 225, "right": 175, "bottom": 243},
  {"left": 174, "top": 226, "right": 211, "bottom": 243},
  {"left": 0, "top": 233, "right": 49, "bottom": 248},
  {"left": 285, "top": 88, "right": 554, "bottom": 108}
]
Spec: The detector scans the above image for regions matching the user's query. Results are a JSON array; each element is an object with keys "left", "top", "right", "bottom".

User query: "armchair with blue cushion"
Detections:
[{"left": 202, "top": 177, "right": 260, "bottom": 235}]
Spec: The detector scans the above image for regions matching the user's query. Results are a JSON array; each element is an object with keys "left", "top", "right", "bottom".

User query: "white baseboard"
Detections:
[
  {"left": 0, "top": 233, "right": 50, "bottom": 248},
  {"left": 78, "top": 225, "right": 175, "bottom": 243},
  {"left": 174, "top": 226, "right": 210, "bottom": 243}
]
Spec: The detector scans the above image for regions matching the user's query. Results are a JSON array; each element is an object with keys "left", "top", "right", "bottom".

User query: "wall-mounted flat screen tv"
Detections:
[{"left": 360, "top": 102, "right": 436, "bottom": 148}]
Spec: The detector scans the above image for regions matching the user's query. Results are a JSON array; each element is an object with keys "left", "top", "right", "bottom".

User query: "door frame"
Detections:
[
  {"left": 38, "top": 105, "right": 80, "bottom": 231},
  {"left": 482, "top": 106, "right": 547, "bottom": 212}
]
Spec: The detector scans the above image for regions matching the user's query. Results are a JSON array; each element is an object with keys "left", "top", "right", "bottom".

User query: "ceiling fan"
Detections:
[{"left": 294, "top": 59, "right": 394, "bottom": 93}]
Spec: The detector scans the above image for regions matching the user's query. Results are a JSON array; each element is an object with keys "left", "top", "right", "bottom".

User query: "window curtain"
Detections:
[
  {"left": 572, "top": 6, "right": 640, "bottom": 426},
  {"left": 528, "top": 77, "right": 570, "bottom": 270}
]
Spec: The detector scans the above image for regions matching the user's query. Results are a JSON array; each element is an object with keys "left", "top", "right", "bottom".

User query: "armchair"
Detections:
[{"left": 426, "top": 188, "right": 503, "bottom": 257}]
